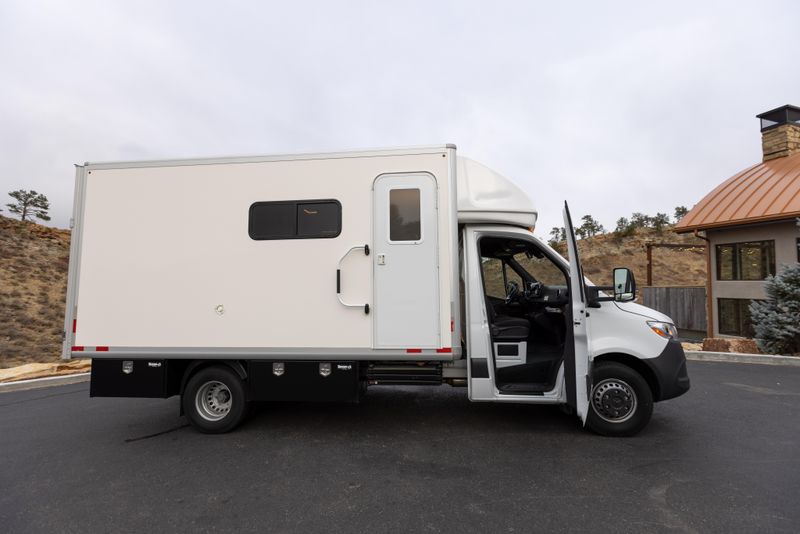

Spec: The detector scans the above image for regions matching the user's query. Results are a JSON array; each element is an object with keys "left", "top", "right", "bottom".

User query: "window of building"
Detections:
[
  {"left": 249, "top": 200, "right": 341, "bottom": 240},
  {"left": 715, "top": 240, "right": 775, "bottom": 281},
  {"left": 389, "top": 188, "right": 421, "bottom": 242},
  {"left": 718, "top": 298, "right": 756, "bottom": 337}
]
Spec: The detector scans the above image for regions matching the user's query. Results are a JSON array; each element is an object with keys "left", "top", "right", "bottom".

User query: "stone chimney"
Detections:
[{"left": 757, "top": 105, "right": 800, "bottom": 162}]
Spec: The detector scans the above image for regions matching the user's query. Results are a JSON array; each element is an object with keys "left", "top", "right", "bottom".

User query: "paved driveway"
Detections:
[{"left": 1, "top": 361, "right": 799, "bottom": 533}]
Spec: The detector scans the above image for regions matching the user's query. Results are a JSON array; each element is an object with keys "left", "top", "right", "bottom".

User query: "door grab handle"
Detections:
[{"left": 336, "top": 245, "right": 370, "bottom": 314}]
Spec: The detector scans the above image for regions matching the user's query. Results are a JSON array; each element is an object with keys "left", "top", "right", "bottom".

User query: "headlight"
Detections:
[{"left": 647, "top": 321, "right": 677, "bottom": 339}]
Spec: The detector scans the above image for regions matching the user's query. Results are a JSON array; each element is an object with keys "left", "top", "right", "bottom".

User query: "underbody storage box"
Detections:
[
  {"left": 90, "top": 358, "right": 173, "bottom": 398},
  {"left": 248, "top": 361, "right": 360, "bottom": 402}
]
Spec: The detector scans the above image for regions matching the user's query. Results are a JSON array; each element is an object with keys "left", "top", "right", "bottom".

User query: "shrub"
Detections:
[{"left": 750, "top": 263, "right": 800, "bottom": 355}]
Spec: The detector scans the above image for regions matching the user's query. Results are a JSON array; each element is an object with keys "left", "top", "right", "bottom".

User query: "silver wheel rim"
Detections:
[
  {"left": 591, "top": 378, "right": 637, "bottom": 424},
  {"left": 195, "top": 380, "right": 233, "bottom": 422}
]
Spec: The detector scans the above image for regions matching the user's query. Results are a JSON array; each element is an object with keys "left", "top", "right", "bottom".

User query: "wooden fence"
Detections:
[{"left": 642, "top": 286, "right": 706, "bottom": 332}]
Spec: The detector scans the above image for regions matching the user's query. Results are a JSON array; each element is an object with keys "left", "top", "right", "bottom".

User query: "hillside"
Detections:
[
  {"left": 0, "top": 216, "right": 70, "bottom": 368},
  {"left": 0, "top": 217, "right": 706, "bottom": 369},
  {"left": 575, "top": 228, "right": 706, "bottom": 287}
]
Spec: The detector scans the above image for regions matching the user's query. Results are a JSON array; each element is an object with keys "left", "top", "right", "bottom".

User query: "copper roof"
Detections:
[{"left": 675, "top": 152, "right": 800, "bottom": 233}]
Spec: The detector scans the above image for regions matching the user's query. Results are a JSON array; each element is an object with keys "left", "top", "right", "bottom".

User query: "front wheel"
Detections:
[
  {"left": 183, "top": 365, "right": 249, "bottom": 433},
  {"left": 586, "top": 362, "right": 653, "bottom": 437}
]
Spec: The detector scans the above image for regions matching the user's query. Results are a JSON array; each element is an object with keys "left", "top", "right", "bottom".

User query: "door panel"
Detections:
[
  {"left": 563, "top": 202, "right": 591, "bottom": 423},
  {"left": 373, "top": 173, "right": 439, "bottom": 348}
]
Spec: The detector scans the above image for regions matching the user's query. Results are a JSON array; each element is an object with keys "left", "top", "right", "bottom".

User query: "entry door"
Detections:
[
  {"left": 563, "top": 202, "right": 591, "bottom": 424},
  {"left": 373, "top": 173, "right": 440, "bottom": 348}
]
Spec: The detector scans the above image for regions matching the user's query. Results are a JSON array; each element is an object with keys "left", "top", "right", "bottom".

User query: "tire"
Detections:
[
  {"left": 182, "top": 365, "right": 249, "bottom": 433},
  {"left": 586, "top": 362, "right": 653, "bottom": 437}
]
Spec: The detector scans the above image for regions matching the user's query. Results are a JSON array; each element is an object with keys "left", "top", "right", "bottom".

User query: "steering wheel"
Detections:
[
  {"left": 525, "top": 281, "right": 544, "bottom": 300},
  {"left": 505, "top": 281, "right": 520, "bottom": 304}
]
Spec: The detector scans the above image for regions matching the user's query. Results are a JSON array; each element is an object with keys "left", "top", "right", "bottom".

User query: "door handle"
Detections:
[{"left": 336, "top": 245, "right": 370, "bottom": 314}]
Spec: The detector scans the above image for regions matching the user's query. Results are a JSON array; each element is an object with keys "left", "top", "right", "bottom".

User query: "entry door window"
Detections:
[{"left": 389, "top": 188, "right": 421, "bottom": 242}]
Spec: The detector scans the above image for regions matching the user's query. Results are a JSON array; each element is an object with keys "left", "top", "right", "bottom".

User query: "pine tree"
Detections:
[
  {"left": 548, "top": 226, "right": 566, "bottom": 247},
  {"left": 578, "top": 214, "right": 605, "bottom": 238},
  {"left": 630, "top": 212, "right": 652, "bottom": 229},
  {"left": 6, "top": 190, "right": 51, "bottom": 222},
  {"left": 674, "top": 206, "right": 689, "bottom": 221},
  {"left": 749, "top": 264, "right": 800, "bottom": 355},
  {"left": 614, "top": 217, "right": 635, "bottom": 237},
  {"left": 651, "top": 212, "right": 671, "bottom": 232}
]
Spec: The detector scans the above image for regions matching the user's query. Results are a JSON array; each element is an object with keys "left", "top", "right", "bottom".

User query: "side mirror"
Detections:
[{"left": 613, "top": 267, "right": 636, "bottom": 302}]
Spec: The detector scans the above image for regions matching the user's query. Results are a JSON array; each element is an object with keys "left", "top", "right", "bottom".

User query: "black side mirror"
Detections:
[{"left": 613, "top": 267, "right": 636, "bottom": 302}]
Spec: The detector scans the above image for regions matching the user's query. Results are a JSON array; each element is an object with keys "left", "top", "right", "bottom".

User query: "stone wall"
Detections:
[{"left": 762, "top": 123, "right": 800, "bottom": 161}]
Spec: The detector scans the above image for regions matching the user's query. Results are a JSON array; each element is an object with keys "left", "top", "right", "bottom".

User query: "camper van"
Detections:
[{"left": 63, "top": 145, "right": 689, "bottom": 436}]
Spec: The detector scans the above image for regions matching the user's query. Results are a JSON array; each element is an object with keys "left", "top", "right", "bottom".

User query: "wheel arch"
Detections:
[{"left": 592, "top": 353, "right": 661, "bottom": 401}]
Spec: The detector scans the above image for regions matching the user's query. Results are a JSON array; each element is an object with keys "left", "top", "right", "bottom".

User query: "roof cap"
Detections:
[{"left": 756, "top": 104, "right": 800, "bottom": 132}]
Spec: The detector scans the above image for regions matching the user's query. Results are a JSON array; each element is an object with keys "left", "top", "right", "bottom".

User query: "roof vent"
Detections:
[{"left": 757, "top": 105, "right": 800, "bottom": 161}]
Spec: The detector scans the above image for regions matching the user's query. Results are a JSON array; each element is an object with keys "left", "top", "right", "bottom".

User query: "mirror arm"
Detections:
[{"left": 586, "top": 286, "right": 615, "bottom": 308}]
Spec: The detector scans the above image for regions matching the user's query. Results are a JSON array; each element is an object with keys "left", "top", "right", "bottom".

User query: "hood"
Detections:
[{"left": 613, "top": 301, "right": 673, "bottom": 323}]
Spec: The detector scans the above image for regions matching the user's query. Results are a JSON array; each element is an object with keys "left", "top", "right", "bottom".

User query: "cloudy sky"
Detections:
[{"left": 1, "top": 0, "right": 798, "bottom": 240}]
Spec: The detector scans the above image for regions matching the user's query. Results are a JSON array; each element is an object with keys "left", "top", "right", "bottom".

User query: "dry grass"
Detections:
[
  {"left": 576, "top": 227, "right": 706, "bottom": 287},
  {"left": 0, "top": 215, "right": 70, "bottom": 369}
]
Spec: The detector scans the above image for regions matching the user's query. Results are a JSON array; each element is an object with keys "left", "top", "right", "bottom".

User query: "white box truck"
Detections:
[{"left": 63, "top": 145, "right": 689, "bottom": 435}]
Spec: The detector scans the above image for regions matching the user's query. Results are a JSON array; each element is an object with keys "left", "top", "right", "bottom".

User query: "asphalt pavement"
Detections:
[{"left": 1, "top": 361, "right": 799, "bottom": 533}]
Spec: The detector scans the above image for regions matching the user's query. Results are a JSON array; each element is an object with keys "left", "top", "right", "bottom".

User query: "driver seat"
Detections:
[{"left": 485, "top": 295, "right": 530, "bottom": 341}]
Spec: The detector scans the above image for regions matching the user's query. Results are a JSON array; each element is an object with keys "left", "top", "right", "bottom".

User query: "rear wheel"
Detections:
[
  {"left": 586, "top": 362, "right": 652, "bottom": 437},
  {"left": 183, "top": 366, "right": 249, "bottom": 433}
]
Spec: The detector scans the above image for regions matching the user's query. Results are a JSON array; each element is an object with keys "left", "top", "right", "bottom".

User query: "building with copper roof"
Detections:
[{"left": 675, "top": 104, "right": 800, "bottom": 338}]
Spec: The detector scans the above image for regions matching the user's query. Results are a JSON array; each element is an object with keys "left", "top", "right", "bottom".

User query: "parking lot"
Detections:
[{"left": 1, "top": 360, "right": 799, "bottom": 533}]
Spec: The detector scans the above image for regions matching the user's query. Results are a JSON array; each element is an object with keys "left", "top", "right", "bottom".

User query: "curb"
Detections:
[
  {"left": 685, "top": 351, "right": 800, "bottom": 367},
  {"left": 0, "top": 372, "right": 90, "bottom": 393}
]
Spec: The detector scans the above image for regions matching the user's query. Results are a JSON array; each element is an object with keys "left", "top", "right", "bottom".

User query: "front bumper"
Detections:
[{"left": 643, "top": 338, "right": 691, "bottom": 401}]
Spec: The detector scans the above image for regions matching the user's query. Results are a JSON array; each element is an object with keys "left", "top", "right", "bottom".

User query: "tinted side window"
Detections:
[
  {"left": 249, "top": 202, "right": 296, "bottom": 240},
  {"left": 249, "top": 200, "right": 341, "bottom": 240},
  {"left": 297, "top": 201, "right": 341, "bottom": 238},
  {"left": 389, "top": 188, "right": 421, "bottom": 241}
]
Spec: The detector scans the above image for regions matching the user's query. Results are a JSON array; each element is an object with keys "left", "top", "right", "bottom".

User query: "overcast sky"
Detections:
[{"left": 1, "top": 0, "right": 798, "bottom": 240}]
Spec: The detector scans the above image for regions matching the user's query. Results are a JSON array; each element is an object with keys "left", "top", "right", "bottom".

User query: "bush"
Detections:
[{"left": 749, "top": 263, "right": 800, "bottom": 355}]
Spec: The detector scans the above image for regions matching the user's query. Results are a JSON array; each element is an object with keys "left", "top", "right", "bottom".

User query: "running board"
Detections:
[
  {"left": 497, "top": 383, "right": 547, "bottom": 395},
  {"left": 366, "top": 363, "right": 443, "bottom": 386}
]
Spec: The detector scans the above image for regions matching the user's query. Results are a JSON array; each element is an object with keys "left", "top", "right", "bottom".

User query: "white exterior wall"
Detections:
[{"left": 69, "top": 148, "right": 455, "bottom": 353}]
